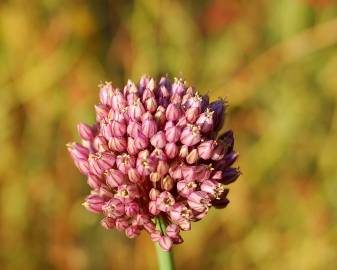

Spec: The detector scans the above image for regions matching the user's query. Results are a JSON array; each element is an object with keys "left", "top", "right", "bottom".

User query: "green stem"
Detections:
[{"left": 155, "top": 216, "right": 175, "bottom": 270}]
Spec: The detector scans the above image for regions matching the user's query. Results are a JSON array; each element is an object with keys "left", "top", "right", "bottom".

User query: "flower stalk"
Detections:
[{"left": 155, "top": 216, "right": 175, "bottom": 270}]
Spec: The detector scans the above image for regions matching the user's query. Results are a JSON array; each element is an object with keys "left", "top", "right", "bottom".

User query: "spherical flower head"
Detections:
[{"left": 67, "top": 75, "right": 240, "bottom": 251}]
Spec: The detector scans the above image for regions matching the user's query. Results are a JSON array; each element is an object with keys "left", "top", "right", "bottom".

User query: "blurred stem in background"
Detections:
[{"left": 155, "top": 217, "right": 175, "bottom": 270}]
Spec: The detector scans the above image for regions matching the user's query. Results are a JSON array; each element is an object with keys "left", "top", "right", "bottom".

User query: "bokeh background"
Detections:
[{"left": 1, "top": 0, "right": 337, "bottom": 269}]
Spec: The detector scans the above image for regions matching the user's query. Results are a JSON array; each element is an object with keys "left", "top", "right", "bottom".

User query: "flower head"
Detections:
[{"left": 67, "top": 75, "right": 240, "bottom": 251}]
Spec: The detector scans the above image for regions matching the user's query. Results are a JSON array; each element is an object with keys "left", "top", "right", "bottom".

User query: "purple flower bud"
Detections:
[
  {"left": 102, "top": 198, "right": 125, "bottom": 218},
  {"left": 196, "top": 108, "right": 214, "bottom": 133},
  {"left": 211, "top": 141, "right": 226, "bottom": 160},
  {"left": 159, "top": 236, "right": 173, "bottom": 251},
  {"left": 208, "top": 99, "right": 226, "bottom": 131},
  {"left": 142, "top": 118, "right": 158, "bottom": 138},
  {"left": 218, "top": 168, "right": 240, "bottom": 185},
  {"left": 83, "top": 194, "right": 106, "bottom": 213},
  {"left": 77, "top": 123, "right": 95, "bottom": 141},
  {"left": 166, "top": 103, "right": 182, "bottom": 121},
  {"left": 161, "top": 175, "right": 174, "bottom": 191},
  {"left": 219, "top": 130, "right": 234, "bottom": 153},
  {"left": 108, "top": 137, "right": 127, "bottom": 152},
  {"left": 125, "top": 201, "right": 140, "bottom": 217},
  {"left": 166, "top": 224, "right": 180, "bottom": 238},
  {"left": 172, "top": 78, "right": 186, "bottom": 96},
  {"left": 180, "top": 125, "right": 201, "bottom": 146},
  {"left": 186, "top": 149, "right": 199, "bottom": 164},
  {"left": 165, "top": 143, "right": 178, "bottom": 159},
  {"left": 101, "top": 217, "right": 115, "bottom": 230},
  {"left": 165, "top": 126, "right": 181, "bottom": 143},
  {"left": 116, "top": 154, "right": 135, "bottom": 174},
  {"left": 88, "top": 152, "right": 116, "bottom": 176},
  {"left": 150, "top": 131, "right": 167, "bottom": 148},
  {"left": 198, "top": 140, "right": 216, "bottom": 160},
  {"left": 105, "top": 169, "right": 126, "bottom": 187}
]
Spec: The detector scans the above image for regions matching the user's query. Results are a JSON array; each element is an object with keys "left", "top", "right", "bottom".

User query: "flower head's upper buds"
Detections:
[{"left": 68, "top": 75, "right": 239, "bottom": 251}]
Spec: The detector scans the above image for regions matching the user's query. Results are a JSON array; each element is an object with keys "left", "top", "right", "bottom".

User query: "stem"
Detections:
[{"left": 155, "top": 216, "right": 175, "bottom": 270}]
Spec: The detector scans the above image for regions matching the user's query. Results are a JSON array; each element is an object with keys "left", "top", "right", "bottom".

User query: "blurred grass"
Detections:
[{"left": 1, "top": 0, "right": 337, "bottom": 269}]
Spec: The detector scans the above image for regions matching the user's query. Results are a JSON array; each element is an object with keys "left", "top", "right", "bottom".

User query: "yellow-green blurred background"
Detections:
[{"left": 1, "top": 0, "right": 337, "bottom": 269}]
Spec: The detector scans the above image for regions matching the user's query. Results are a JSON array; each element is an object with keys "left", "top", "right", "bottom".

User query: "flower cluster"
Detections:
[{"left": 67, "top": 75, "right": 240, "bottom": 251}]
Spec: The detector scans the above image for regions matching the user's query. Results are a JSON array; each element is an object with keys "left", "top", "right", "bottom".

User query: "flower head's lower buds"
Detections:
[
  {"left": 125, "top": 202, "right": 140, "bottom": 217},
  {"left": 177, "top": 179, "right": 197, "bottom": 197},
  {"left": 187, "top": 191, "right": 211, "bottom": 212},
  {"left": 159, "top": 236, "right": 173, "bottom": 251},
  {"left": 125, "top": 226, "right": 141, "bottom": 239},
  {"left": 166, "top": 224, "right": 180, "bottom": 238},
  {"left": 101, "top": 217, "right": 115, "bottom": 230},
  {"left": 157, "top": 191, "right": 175, "bottom": 212},
  {"left": 102, "top": 198, "right": 125, "bottom": 218},
  {"left": 115, "top": 217, "right": 129, "bottom": 231},
  {"left": 196, "top": 108, "right": 214, "bottom": 133}
]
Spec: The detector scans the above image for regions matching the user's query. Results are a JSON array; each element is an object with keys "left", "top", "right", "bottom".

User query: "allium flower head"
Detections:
[{"left": 67, "top": 75, "right": 240, "bottom": 251}]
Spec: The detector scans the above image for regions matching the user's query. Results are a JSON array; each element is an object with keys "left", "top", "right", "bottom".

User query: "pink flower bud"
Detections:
[
  {"left": 125, "top": 202, "right": 140, "bottom": 217},
  {"left": 77, "top": 123, "right": 95, "bottom": 141},
  {"left": 150, "top": 131, "right": 167, "bottom": 148},
  {"left": 166, "top": 224, "right": 180, "bottom": 238},
  {"left": 161, "top": 175, "right": 174, "bottom": 191},
  {"left": 128, "top": 168, "right": 142, "bottom": 183},
  {"left": 95, "top": 104, "right": 109, "bottom": 121},
  {"left": 142, "top": 88, "right": 155, "bottom": 101},
  {"left": 164, "top": 121, "right": 175, "bottom": 130},
  {"left": 136, "top": 154, "right": 156, "bottom": 176},
  {"left": 144, "top": 97, "right": 158, "bottom": 112},
  {"left": 99, "top": 82, "right": 114, "bottom": 105},
  {"left": 196, "top": 108, "right": 214, "bottom": 133},
  {"left": 154, "top": 106, "right": 166, "bottom": 127},
  {"left": 166, "top": 103, "right": 182, "bottom": 121},
  {"left": 186, "top": 149, "right": 199, "bottom": 164},
  {"left": 125, "top": 226, "right": 141, "bottom": 239},
  {"left": 151, "top": 148, "right": 167, "bottom": 161},
  {"left": 172, "top": 78, "right": 186, "bottom": 95},
  {"left": 181, "top": 165, "right": 195, "bottom": 181},
  {"left": 198, "top": 140, "right": 216, "bottom": 160},
  {"left": 170, "top": 93, "right": 182, "bottom": 104},
  {"left": 127, "top": 121, "right": 142, "bottom": 138},
  {"left": 180, "top": 125, "right": 201, "bottom": 146},
  {"left": 111, "top": 90, "right": 127, "bottom": 111},
  {"left": 169, "top": 162, "right": 183, "bottom": 179},
  {"left": 157, "top": 160, "right": 169, "bottom": 176},
  {"left": 102, "top": 120, "right": 126, "bottom": 139},
  {"left": 105, "top": 169, "right": 126, "bottom": 187},
  {"left": 134, "top": 132, "right": 149, "bottom": 150},
  {"left": 127, "top": 137, "right": 139, "bottom": 155},
  {"left": 149, "top": 200, "right": 160, "bottom": 215},
  {"left": 67, "top": 142, "right": 89, "bottom": 160},
  {"left": 115, "top": 217, "right": 129, "bottom": 231},
  {"left": 156, "top": 191, "right": 175, "bottom": 212},
  {"left": 150, "top": 172, "right": 161, "bottom": 183},
  {"left": 201, "top": 180, "right": 227, "bottom": 199},
  {"left": 187, "top": 191, "right": 211, "bottom": 212},
  {"left": 127, "top": 93, "right": 139, "bottom": 105},
  {"left": 128, "top": 99, "right": 145, "bottom": 121},
  {"left": 149, "top": 188, "right": 160, "bottom": 200},
  {"left": 116, "top": 184, "right": 139, "bottom": 202},
  {"left": 150, "top": 230, "right": 161, "bottom": 242},
  {"left": 93, "top": 136, "right": 109, "bottom": 152},
  {"left": 116, "top": 154, "right": 135, "bottom": 174},
  {"left": 159, "top": 236, "right": 173, "bottom": 251},
  {"left": 142, "top": 118, "right": 157, "bottom": 138},
  {"left": 101, "top": 217, "right": 115, "bottom": 229},
  {"left": 83, "top": 194, "right": 106, "bottom": 213},
  {"left": 177, "top": 179, "right": 197, "bottom": 197},
  {"left": 185, "top": 107, "right": 200, "bottom": 123},
  {"left": 176, "top": 116, "right": 187, "bottom": 127},
  {"left": 87, "top": 174, "right": 104, "bottom": 189},
  {"left": 179, "top": 145, "right": 189, "bottom": 158},
  {"left": 102, "top": 198, "right": 125, "bottom": 218},
  {"left": 165, "top": 143, "right": 178, "bottom": 159},
  {"left": 165, "top": 126, "right": 181, "bottom": 143},
  {"left": 88, "top": 152, "right": 116, "bottom": 176},
  {"left": 211, "top": 142, "right": 226, "bottom": 161},
  {"left": 108, "top": 137, "right": 127, "bottom": 152}
]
